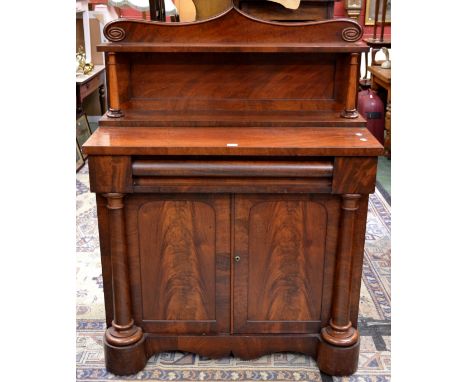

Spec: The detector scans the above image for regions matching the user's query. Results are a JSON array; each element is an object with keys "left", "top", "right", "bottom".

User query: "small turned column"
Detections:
[
  {"left": 104, "top": 193, "right": 142, "bottom": 347},
  {"left": 341, "top": 53, "right": 359, "bottom": 119},
  {"left": 322, "top": 194, "right": 360, "bottom": 347},
  {"left": 99, "top": 84, "right": 106, "bottom": 116},
  {"left": 106, "top": 53, "right": 124, "bottom": 118}
]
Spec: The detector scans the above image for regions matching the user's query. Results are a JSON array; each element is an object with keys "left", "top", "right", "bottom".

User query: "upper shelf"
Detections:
[{"left": 98, "top": 6, "right": 367, "bottom": 53}]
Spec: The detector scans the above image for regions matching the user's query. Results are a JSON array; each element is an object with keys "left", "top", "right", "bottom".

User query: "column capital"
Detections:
[{"left": 104, "top": 193, "right": 125, "bottom": 210}]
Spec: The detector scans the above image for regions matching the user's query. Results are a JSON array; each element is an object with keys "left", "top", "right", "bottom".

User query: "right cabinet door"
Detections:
[{"left": 233, "top": 194, "right": 340, "bottom": 334}]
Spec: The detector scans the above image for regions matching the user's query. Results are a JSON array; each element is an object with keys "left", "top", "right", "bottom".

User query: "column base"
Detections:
[
  {"left": 106, "top": 108, "right": 124, "bottom": 118},
  {"left": 104, "top": 335, "right": 147, "bottom": 376},
  {"left": 317, "top": 336, "right": 360, "bottom": 376},
  {"left": 341, "top": 109, "right": 359, "bottom": 119}
]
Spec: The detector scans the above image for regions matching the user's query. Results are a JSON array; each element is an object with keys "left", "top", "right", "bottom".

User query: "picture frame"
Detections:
[
  {"left": 365, "top": 0, "right": 391, "bottom": 26},
  {"left": 76, "top": 113, "right": 92, "bottom": 158},
  {"left": 76, "top": 140, "right": 85, "bottom": 172}
]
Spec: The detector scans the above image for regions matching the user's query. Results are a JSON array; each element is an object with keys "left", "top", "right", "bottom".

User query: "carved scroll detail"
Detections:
[
  {"left": 342, "top": 27, "right": 362, "bottom": 42},
  {"left": 106, "top": 26, "right": 126, "bottom": 42}
]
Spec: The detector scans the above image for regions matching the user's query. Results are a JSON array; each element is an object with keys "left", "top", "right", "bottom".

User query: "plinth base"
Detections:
[
  {"left": 317, "top": 337, "right": 360, "bottom": 376},
  {"left": 104, "top": 335, "right": 147, "bottom": 376}
]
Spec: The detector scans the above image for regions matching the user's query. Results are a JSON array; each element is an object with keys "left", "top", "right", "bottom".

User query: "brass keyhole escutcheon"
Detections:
[{"left": 234, "top": 256, "right": 241, "bottom": 262}]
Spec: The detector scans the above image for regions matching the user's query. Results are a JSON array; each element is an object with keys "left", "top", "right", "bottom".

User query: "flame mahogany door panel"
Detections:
[
  {"left": 233, "top": 194, "right": 340, "bottom": 334},
  {"left": 125, "top": 194, "right": 230, "bottom": 334}
]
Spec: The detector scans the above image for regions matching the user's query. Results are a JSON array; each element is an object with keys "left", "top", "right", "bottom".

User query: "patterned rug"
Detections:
[{"left": 76, "top": 164, "right": 391, "bottom": 382}]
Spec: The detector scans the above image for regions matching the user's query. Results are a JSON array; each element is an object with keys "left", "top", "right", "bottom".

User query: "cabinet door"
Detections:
[
  {"left": 233, "top": 194, "right": 340, "bottom": 334},
  {"left": 125, "top": 194, "right": 230, "bottom": 334}
]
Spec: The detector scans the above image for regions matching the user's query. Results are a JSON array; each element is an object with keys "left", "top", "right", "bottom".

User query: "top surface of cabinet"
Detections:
[{"left": 83, "top": 126, "right": 382, "bottom": 156}]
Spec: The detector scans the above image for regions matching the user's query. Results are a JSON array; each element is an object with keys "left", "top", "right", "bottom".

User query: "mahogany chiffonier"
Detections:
[{"left": 83, "top": 4, "right": 383, "bottom": 377}]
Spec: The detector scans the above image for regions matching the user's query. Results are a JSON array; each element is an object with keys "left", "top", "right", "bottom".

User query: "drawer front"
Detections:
[
  {"left": 79, "top": 72, "right": 104, "bottom": 100},
  {"left": 88, "top": 156, "right": 378, "bottom": 195},
  {"left": 131, "top": 158, "right": 334, "bottom": 194}
]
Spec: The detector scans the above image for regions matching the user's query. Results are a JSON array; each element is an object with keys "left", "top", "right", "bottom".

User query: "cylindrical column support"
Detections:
[
  {"left": 322, "top": 194, "right": 361, "bottom": 347},
  {"left": 341, "top": 53, "right": 359, "bottom": 119},
  {"left": 104, "top": 193, "right": 142, "bottom": 347},
  {"left": 106, "top": 53, "right": 124, "bottom": 118}
]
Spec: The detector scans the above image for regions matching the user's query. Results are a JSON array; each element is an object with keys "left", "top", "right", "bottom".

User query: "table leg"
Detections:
[
  {"left": 99, "top": 84, "right": 106, "bottom": 116},
  {"left": 76, "top": 86, "right": 83, "bottom": 117}
]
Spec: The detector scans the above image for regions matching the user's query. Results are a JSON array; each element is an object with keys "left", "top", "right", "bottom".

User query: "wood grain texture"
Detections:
[
  {"left": 104, "top": 193, "right": 143, "bottom": 347},
  {"left": 99, "top": 7, "right": 365, "bottom": 48},
  {"left": 125, "top": 194, "right": 230, "bottom": 334},
  {"left": 132, "top": 159, "right": 334, "bottom": 178},
  {"left": 83, "top": 127, "right": 383, "bottom": 157},
  {"left": 88, "top": 156, "right": 132, "bottom": 193},
  {"left": 86, "top": 1, "right": 380, "bottom": 375},
  {"left": 246, "top": 200, "right": 325, "bottom": 321},
  {"left": 321, "top": 194, "right": 360, "bottom": 348},
  {"left": 105, "top": 53, "right": 124, "bottom": 118},
  {"left": 132, "top": 177, "right": 332, "bottom": 194},
  {"left": 332, "top": 157, "right": 378, "bottom": 194},
  {"left": 233, "top": 194, "right": 340, "bottom": 334},
  {"left": 130, "top": 52, "right": 334, "bottom": 98},
  {"left": 95, "top": 194, "right": 114, "bottom": 328},
  {"left": 341, "top": 53, "right": 359, "bottom": 119},
  {"left": 144, "top": 334, "right": 319, "bottom": 360},
  {"left": 98, "top": 109, "right": 366, "bottom": 127},
  {"left": 139, "top": 200, "right": 216, "bottom": 321}
]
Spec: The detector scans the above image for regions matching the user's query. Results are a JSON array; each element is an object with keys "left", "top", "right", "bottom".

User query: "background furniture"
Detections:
[
  {"left": 76, "top": 65, "right": 106, "bottom": 117},
  {"left": 83, "top": 5, "right": 383, "bottom": 377},
  {"left": 368, "top": 65, "right": 390, "bottom": 158},
  {"left": 237, "top": 0, "right": 335, "bottom": 21}
]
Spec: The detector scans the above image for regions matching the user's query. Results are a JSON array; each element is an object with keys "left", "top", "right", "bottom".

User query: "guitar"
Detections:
[{"left": 173, "top": 0, "right": 197, "bottom": 22}]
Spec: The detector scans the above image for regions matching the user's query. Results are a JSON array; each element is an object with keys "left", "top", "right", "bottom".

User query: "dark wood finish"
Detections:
[
  {"left": 145, "top": 334, "right": 319, "bottom": 359},
  {"left": 132, "top": 159, "right": 334, "bottom": 178},
  {"left": 105, "top": 53, "right": 123, "bottom": 118},
  {"left": 321, "top": 194, "right": 360, "bottom": 347},
  {"left": 317, "top": 337, "right": 360, "bottom": 376},
  {"left": 103, "top": 193, "right": 143, "bottom": 347},
  {"left": 233, "top": 194, "right": 340, "bottom": 334},
  {"left": 84, "top": 6, "right": 383, "bottom": 377},
  {"left": 368, "top": 65, "right": 391, "bottom": 158},
  {"left": 99, "top": 110, "right": 367, "bottom": 128},
  {"left": 100, "top": 8, "right": 363, "bottom": 46},
  {"left": 125, "top": 194, "right": 231, "bottom": 334},
  {"left": 84, "top": 126, "right": 382, "bottom": 157},
  {"left": 341, "top": 53, "right": 359, "bottom": 119},
  {"left": 95, "top": 195, "right": 114, "bottom": 327},
  {"left": 88, "top": 156, "right": 132, "bottom": 193},
  {"left": 132, "top": 177, "right": 332, "bottom": 194},
  {"left": 76, "top": 65, "right": 106, "bottom": 117},
  {"left": 332, "top": 157, "right": 378, "bottom": 194}
]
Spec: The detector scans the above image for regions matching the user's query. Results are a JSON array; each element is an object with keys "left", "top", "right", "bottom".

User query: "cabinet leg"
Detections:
[
  {"left": 317, "top": 337, "right": 360, "bottom": 376},
  {"left": 104, "top": 335, "right": 147, "bottom": 376},
  {"left": 319, "top": 194, "right": 361, "bottom": 373},
  {"left": 103, "top": 193, "right": 146, "bottom": 374}
]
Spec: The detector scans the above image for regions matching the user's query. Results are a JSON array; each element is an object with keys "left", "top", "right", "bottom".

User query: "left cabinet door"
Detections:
[{"left": 125, "top": 194, "right": 231, "bottom": 335}]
